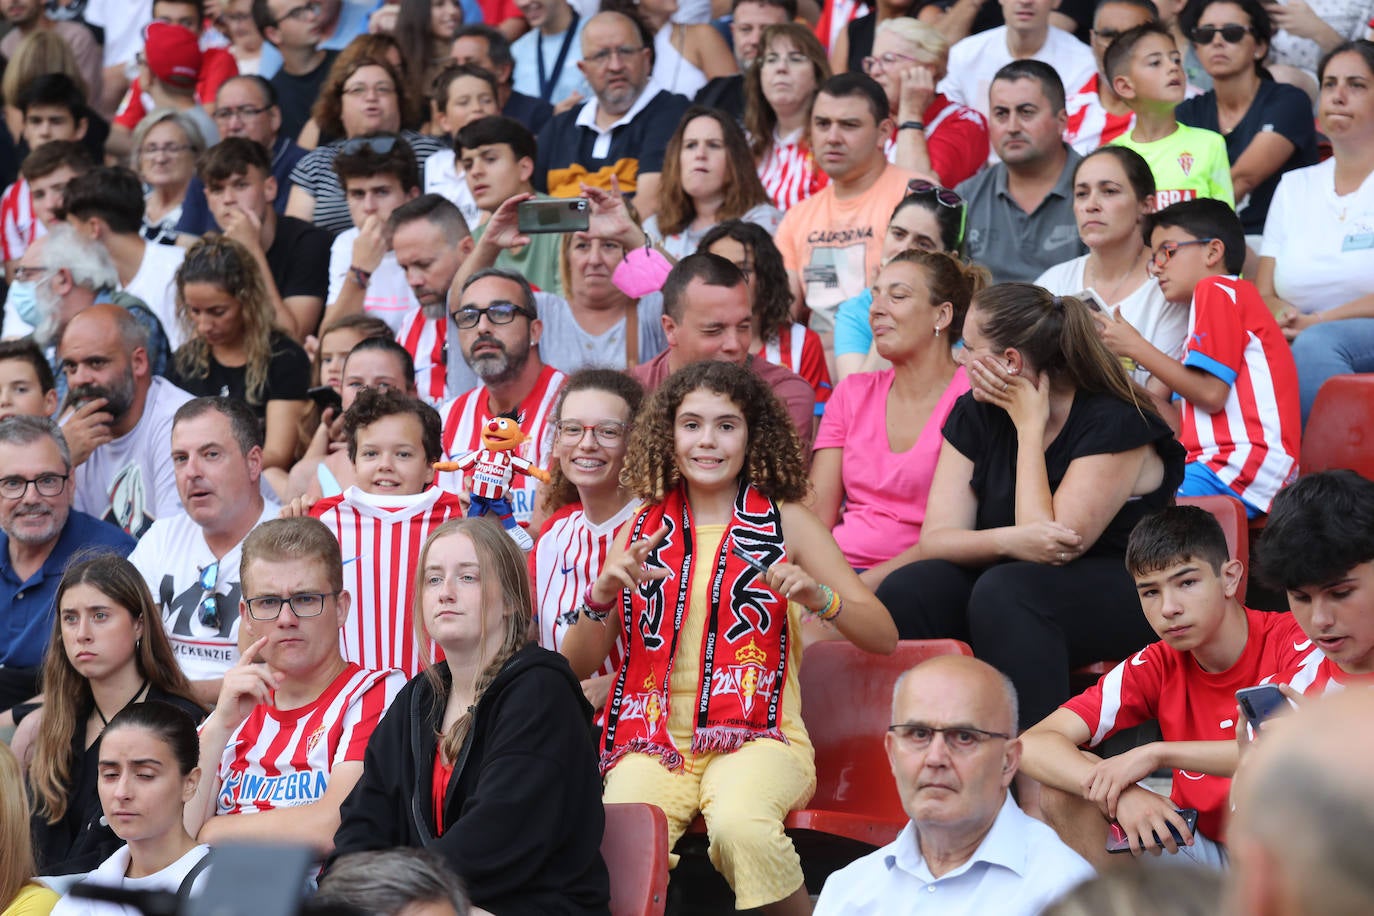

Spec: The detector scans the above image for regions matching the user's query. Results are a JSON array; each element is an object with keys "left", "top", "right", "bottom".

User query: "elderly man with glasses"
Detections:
[
  {"left": 186, "top": 515, "right": 403, "bottom": 856},
  {"left": 814, "top": 656, "right": 1092, "bottom": 915},
  {"left": 0, "top": 416, "right": 136, "bottom": 722}
]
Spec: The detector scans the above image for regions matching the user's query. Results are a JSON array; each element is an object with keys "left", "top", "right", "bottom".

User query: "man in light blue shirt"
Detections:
[
  {"left": 509, "top": 0, "right": 590, "bottom": 107},
  {"left": 815, "top": 656, "right": 1093, "bottom": 915}
]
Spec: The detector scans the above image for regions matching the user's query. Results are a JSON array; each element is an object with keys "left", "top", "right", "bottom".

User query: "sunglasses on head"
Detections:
[
  {"left": 341, "top": 135, "right": 399, "bottom": 156},
  {"left": 1191, "top": 24, "right": 1252, "bottom": 44},
  {"left": 904, "top": 180, "right": 968, "bottom": 248},
  {"left": 198, "top": 561, "right": 221, "bottom": 631}
]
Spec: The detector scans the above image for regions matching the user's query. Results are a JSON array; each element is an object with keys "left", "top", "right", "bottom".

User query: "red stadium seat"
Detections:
[
  {"left": 602, "top": 803, "right": 669, "bottom": 916},
  {"left": 1301, "top": 374, "right": 1374, "bottom": 480}
]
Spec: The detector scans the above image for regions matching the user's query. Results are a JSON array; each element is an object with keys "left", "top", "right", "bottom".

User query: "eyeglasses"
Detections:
[
  {"left": 198, "top": 562, "right": 221, "bottom": 631},
  {"left": 340, "top": 135, "right": 399, "bottom": 156},
  {"left": 887, "top": 723, "right": 1011, "bottom": 753},
  {"left": 0, "top": 473, "right": 68, "bottom": 499},
  {"left": 1191, "top": 24, "right": 1252, "bottom": 44},
  {"left": 585, "top": 45, "right": 644, "bottom": 66},
  {"left": 341, "top": 82, "right": 398, "bottom": 99},
  {"left": 11, "top": 266, "right": 53, "bottom": 283},
  {"left": 905, "top": 179, "right": 967, "bottom": 247},
  {"left": 556, "top": 421, "right": 630, "bottom": 446},
  {"left": 1150, "top": 238, "right": 1215, "bottom": 268},
  {"left": 213, "top": 104, "right": 270, "bottom": 122},
  {"left": 862, "top": 51, "right": 919, "bottom": 74},
  {"left": 276, "top": 0, "right": 321, "bottom": 23},
  {"left": 244, "top": 591, "right": 339, "bottom": 621},
  {"left": 451, "top": 302, "right": 536, "bottom": 329},
  {"left": 140, "top": 143, "right": 192, "bottom": 157}
]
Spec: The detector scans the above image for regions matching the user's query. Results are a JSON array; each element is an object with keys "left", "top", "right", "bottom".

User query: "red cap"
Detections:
[{"left": 143, "top": 21, "right": 202, "bottom": 90}]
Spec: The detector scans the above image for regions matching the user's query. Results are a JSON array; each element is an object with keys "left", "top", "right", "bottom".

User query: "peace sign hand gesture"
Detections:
[{"left": 591, "top": 524, "right": 671, "bottom": 605}]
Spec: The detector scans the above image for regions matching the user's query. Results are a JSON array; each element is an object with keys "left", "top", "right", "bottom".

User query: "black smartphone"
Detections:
[
  {"left": 1106, "top": 808, "right": 1199, "bottom": 854},
  {"left": 1237, "top": 684, "right": 1289, "bottom": 731},
  {"left": 307, "top": 385, "right": 342, "bottom": 415},
  {"left": 517, "top": 197, "right": 590, "bottom": 234}
]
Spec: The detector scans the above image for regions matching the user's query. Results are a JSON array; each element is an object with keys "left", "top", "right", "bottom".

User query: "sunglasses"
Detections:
[
  {"left": 1191, "top": 24, "right": 1252, "bottom": 44},
  {"left": 198, "top": 561, "right": 221, "bottom": 631},
  {"left": 341, "top": 135, "right": 399, "bottom": 156},
  {"left": 905, "top": 179, "right": 968, "bottom": 248}
]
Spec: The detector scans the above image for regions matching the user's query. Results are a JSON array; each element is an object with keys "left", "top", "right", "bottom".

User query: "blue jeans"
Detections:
[{"left": 1291, "top": 318, "right": 1374, "bottom": 425}]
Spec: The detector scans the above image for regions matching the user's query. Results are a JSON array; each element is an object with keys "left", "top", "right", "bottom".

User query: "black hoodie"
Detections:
[{"left": 331, "top": 644, "right": 610, "bottom": 915}]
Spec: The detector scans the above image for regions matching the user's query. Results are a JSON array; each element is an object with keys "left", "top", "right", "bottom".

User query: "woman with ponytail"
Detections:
[
  {"left": 876, "top": 283, "right": 1185, "bottom": 731},
  {"left": 331, "top": 518, "right": 610, "bottom": 916}
]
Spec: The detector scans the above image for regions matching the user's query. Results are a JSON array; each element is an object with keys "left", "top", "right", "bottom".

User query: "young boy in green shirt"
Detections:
[{"left": 1107, "top": 23, "right": 1235, "bottom": 210}]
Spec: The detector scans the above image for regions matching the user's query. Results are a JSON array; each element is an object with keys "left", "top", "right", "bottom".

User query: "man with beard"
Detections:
[
  {"left": 533, "top": 10, "right": 691, "bottom": 219},
  {"left": 0, "top": 416, "right": 134, "bottom": 717},
  {"left": 434, "top": 267, "right": 564, "bottom": 530},
  {"left": 390, "top": 194, "right": 479, "bottom": 405},
  {"left": 58, "top": 303, "right": 194, "bottom": 538}
]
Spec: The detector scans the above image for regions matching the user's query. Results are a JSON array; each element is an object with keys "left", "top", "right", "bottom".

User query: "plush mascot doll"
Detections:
[{"left": 433, "top": 410, "right": 550, "bottom": 550}]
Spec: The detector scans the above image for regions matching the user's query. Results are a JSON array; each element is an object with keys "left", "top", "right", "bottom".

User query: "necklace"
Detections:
[
  {"left": 1084, "top": 249, "right": 1150, "bottom": 307},
  {"left": 94, "top": 679, "right": 149, "bottom": 727}
]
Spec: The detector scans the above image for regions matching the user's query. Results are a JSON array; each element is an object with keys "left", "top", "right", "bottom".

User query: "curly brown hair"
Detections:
[
  {"left": 343, "top": 386, "right": 443, "bottom": 464},
  {"left": 621, "top": 361, "right": 808, "bottom": 504},
  {"left": 311, "top": 50, "right": 421, "bottom": 139},
  {"left": 542, "top": 368, "right": 646, "bottom": 514}
]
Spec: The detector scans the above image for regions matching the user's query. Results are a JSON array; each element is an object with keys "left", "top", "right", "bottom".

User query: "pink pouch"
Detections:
[{"left": 612, "top": 246, "right": 673, "bottom": 298}]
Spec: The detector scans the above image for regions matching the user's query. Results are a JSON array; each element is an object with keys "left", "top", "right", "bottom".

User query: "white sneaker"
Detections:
[{"left": 508, "top": 525, "right": 534, "bottom": 551}]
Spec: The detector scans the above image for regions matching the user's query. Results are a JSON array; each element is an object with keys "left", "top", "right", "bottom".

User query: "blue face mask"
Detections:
[{"left": 6, "top": 279, "right": 42, "bottom": 328}]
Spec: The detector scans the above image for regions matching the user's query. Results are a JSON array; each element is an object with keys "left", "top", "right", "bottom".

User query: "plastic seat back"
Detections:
[
  {"left": 602, "top": 802, "right": 669, "bottom": 916},
  {"left": 1302, "top": 375, "right": 1374, "bottom": 480},
  {"left": 1178, "top": 494, "right": 1250, "bottom": 603}
]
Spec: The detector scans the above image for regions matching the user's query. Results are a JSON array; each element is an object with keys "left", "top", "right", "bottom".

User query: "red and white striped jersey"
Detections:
[
  {"left": 215, "top": 662, "right": 403, "bottom": 816},
  {"left": 759, "top": 322, "right": 832, "bottom": 408},
  {"left": 1178, "top": 276, "right": 1300, "bottom": 513},
  {"left": 813, "top": 0, "right": 869, "bottom": 49},
  {"left": 531, "top": 500, "right": 638, "bottom": 676},
  {"left": 1275, "top": 652, "right": 1374, "bottom": 696},
  {"left": 0, "top": 178, "right": 38, "bottom": 264},
  {"left": 311, "top": 486, "right": 465, "bottom": 677},
  {"left": 758, "top": 136, "right": 830, "bottom": 210},
  {"left": 1064, "top": 74, "right": 1136, "bottom": 155},
  {"left": 436, "top": 364, "right": 565, "bottom": 526},
  {"left": 397, "top": 310, "right": 448, "bottom": 407},
  {"left": 1062, "top": 608, "right": 1314, "bottom": 843}
]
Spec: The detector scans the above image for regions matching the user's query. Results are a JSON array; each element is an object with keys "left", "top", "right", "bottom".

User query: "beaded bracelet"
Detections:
[
  {"left": 813, "top": 584, "right": 844, "bottom": 622},
  {"left": 579, "top": 584, "right": 616, "bottom": 623}
]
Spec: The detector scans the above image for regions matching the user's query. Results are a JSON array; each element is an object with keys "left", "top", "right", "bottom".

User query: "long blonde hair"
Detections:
[
  {"left": 413, "top": 519, "right": 533, "bottom": 764},
  {"left": 0, "top": 743, "right": 35, "bottom": 908},
  {"left": 30, "top": 554, "right": 200, "bottom": 823},
  {"left": 173, "top": 236, "right": 279, "bottom": 405}
]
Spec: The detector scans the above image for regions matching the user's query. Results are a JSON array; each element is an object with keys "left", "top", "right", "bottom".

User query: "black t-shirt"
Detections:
[
  {"left": 266, "top": 214, "right": 331, "bottom": 309},
  {"left": 942, "top": 389, "right": 1185, "bottom": 557},
  {"left": 696, "top": 74, "right": 744, "bottom": 122},
  {"left": 271, "top": 50, "right": 339, "bottom": 144},
  {"left": 503, "top": 90, "right": 555, "bottom": 135},
  {"left": 1175, "top": 79, "right": 1318, "bottom": 235},
  {"left": 171, "top": 330, "right": 311, "bottom": 416}
]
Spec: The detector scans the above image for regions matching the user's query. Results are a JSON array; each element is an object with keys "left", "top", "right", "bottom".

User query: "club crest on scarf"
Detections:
[{"left": 601, "top": 482, "right": 792, "bottom": 773}]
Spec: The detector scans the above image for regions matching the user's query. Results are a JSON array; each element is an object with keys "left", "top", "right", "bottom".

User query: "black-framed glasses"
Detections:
[
  {"left": 0, "top": 473, "right": 68, "bottom": 499},
  {"left": 213, "top": 104, "right": 270, "bottom": 122},
  {"left": 198, "top": 562, "right": 221, "bottom": 631},
  {"left": 556, "top": 421, "right": 630, "bottom": 446},
  {"left": 451, "top": 302, "right": 536, "bottom": 329},
  {"left": 244, "top": 591, "right": 339, "bottom": 621},
  {"left": 340, "top": 136, "right": 399, "bottom": 157},
  {"left": 1150, "top": 238, "right": 1215, "bottom": 268},
  {"left": 1191, "top": 24, "right": 1252, "bottom": 44},
  {"left": 887, "top": 723, "right": 1011, "bottom": 753}
]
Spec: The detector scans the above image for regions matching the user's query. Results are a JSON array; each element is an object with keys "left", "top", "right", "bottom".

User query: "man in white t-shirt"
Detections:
[
  {"left": 321, "top": 134, "right": 423, "bottom": 335},
  {"left": 939, "top": 0, "right": 1096, "bottom": 123},
  {"left": 131, "top": 397, "right": 279, "bottom": 705},
  {"left": 59, "top": 304, "right": 194, "bottom": 539},
  {"left": 62, "top": 167, "right": 188, "bottom": 348}
]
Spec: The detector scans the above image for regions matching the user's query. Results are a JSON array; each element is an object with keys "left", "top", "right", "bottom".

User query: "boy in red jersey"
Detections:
[
  {"left": 1255, "top": 471, "right": 1374, "bottom": 696},
  {"left": 1093, "top": 198, "right": 1299, "bottom": 518},
  {"left": 1021, "top": 506, "right": 1318, "bottom": 867},
  {"left": 310, "top": 387, "right": 464, "bottom": 677}
]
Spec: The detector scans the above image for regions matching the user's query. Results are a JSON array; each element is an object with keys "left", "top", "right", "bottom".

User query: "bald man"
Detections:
[
  {"left": 1228, "top": 689, "right": 1374, "bottom": 916},
  {"left": 58, "top": 304, "right": 194, "bottom": 538},
  {"left": 815, "top": 656, "right": 1092, "bottom": 915}
]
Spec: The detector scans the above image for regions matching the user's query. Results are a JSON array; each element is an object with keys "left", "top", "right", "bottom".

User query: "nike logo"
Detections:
[
  {"left": 561, "top": 566, "right": 577, "bottom": 575},
  {"left": 1294, "top": 639, "right": 1312, "bottom": 651},
  {"left": 1130, "top": 650, "right": 1148, "bottom": 666}
]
